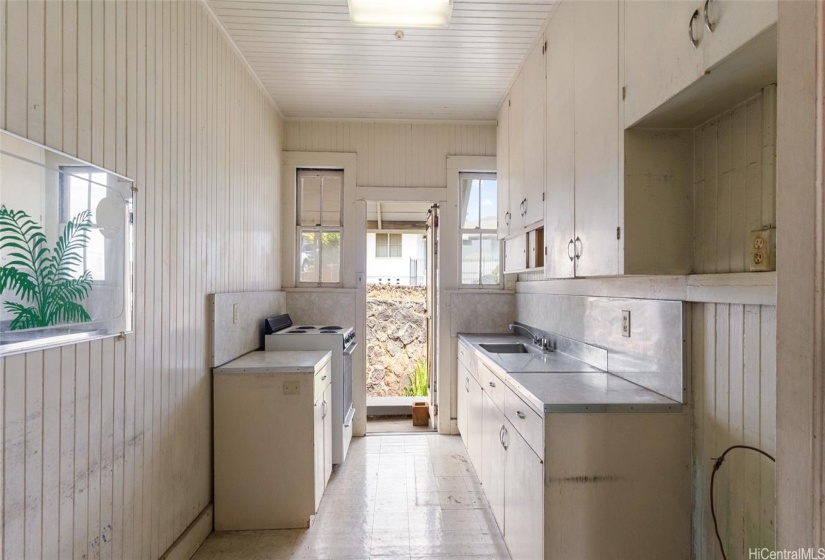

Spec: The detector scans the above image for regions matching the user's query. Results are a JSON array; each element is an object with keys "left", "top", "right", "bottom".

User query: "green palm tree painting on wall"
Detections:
[{"left": 0, "top": 207, "right": 95, "bottom": 330}]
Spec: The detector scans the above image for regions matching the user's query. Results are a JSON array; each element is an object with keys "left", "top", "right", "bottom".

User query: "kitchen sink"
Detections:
[{"left": 479, "top": 343, "right": 530, "bottom": 354}]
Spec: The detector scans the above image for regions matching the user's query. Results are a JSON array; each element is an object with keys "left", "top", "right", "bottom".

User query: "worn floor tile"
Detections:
[{"left": 191, "top": 434, "right": 510, "bottom": 560}]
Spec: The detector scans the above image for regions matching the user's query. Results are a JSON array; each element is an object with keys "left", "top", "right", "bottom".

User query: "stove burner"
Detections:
[
  {"left": 321, "top": 326, "right": 342, "bottom": 330},
  {"left": 297, "top": 326, "right": 314, "bottom": 329},
  {"left": 288, "top": 329, "right": 310, "bottom": 334}
]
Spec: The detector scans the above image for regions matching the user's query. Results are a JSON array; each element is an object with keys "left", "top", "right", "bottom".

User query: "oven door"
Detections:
[{"left": 342, "top": 340, "right": 356, "bottom": 426}]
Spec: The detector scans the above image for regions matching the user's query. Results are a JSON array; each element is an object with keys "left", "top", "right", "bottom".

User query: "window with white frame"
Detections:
[
  {"left": 375, "top": 233, "right": 402, "bottom": 258},
  {"left": 459, "top": 172, "right": 500, "bottom": 286},
  {"left": 59, "top": 166, "right": 108, "bottom": 281},
  {"left": 297, "top": 169, "right": 343, "bottom": 284}
]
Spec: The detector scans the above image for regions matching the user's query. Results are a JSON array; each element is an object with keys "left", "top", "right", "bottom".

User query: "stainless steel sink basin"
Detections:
[{"left": 479, "top": 343, "right": 530, "bottom": 354}]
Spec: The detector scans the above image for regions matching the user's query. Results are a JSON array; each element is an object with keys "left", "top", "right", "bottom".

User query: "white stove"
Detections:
[{"left": 264, "top": 315, "right": 355, "bottom": 465}]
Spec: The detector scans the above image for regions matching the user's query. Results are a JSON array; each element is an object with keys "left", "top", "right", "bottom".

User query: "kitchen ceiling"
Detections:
[{"left": 207, "top": 0, "right": 556, "bottom": 120}]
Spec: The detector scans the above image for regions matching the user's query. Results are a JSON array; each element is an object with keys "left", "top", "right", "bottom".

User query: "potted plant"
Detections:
[{"left": 404, "top": 358, "right": 429, "bottom": 426}]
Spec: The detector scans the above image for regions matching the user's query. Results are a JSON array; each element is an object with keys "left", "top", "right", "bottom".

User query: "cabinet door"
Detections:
[
  {"left": 702, "top": 0, "right": 776, "bottom": 69},
  {"left": 457, "top": 361, "right": 469, "bottom": 446},
  {"left": 544, "top": 1, "right": 576, "bottom": 279},
  {"left": 623, "top": 0, "right": 703, "bottom": 126},
  {"left": 504, "top": 426, "right": 544, "bottom": 560},
  {"left": 508, "top": 73, "right": 525, "bottom": 231},
  {"left": 503, "top": 234, "right": 527, "bottom": 274},
  {"left": 522, "top": 38, "right": 545, "bottom": 227},
  {"left": 497, "top": 101, "right": 510, "bottom": 240},
  {"left": 481, "top": 393, "right": 506, "bottom": 531},
  {"left": 468, "top": 375, "right": 484, "bottom": 477},
  {"left": 573, "top": 0, "right": 620, "bottom": 277},
  {"left": 323, "top": 384, "right": 333, "bottom": 486},
  {"left": 313, "top": 396, "right": 324, "bottom": 511}
]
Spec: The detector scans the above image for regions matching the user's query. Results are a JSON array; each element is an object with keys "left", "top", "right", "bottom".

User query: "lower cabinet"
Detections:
[
  {"left": 467, "top": 374, "right": 484, "bottom": 475},
  {"left": 457, "top": 361, "right": 469, "bottom": 446},
  {"left": 314, "top": 376, "right": 333, "bottom": 511},
  {"left": 481, "top": 392, "right": 507, "bottom": 528},
  {"left": 504, "top": 425, "right": 544, "bottom": 560}
]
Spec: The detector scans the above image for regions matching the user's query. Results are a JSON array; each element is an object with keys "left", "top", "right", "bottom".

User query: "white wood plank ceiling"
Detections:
[{"left": 207, "top": 0, "right": 556, "bottom": 120}]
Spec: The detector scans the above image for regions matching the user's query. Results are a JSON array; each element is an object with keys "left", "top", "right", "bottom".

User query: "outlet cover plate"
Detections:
[
  {"left": 621, "top": 310, "right": 631, "bottom": 338},
  {"left": 749, "top": 228, "right": 776, "bottom": 272}
]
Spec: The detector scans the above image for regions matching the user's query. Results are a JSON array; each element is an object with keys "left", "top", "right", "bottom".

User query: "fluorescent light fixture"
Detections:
[{"left": 348, "top": 0, "right": 453, "bottom": 28}]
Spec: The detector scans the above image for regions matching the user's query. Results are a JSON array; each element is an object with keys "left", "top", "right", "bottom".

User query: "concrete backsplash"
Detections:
[
  {"left": 515, "top": 293, "right": 687, "bottom": 402},
  {"left": 210, "top": 291, "right": 288, "bottom": 367}
]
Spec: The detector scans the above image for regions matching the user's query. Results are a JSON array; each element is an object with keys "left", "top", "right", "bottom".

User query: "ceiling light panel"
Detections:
[{"left": 348, "top": 0, "right": 453, "bottom": 28}]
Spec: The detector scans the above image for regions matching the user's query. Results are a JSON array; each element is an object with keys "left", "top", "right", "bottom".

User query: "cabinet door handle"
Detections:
[
  {"left": 501, "top": 426, "right": 509, "bottom": 450},
  {"left": 488, "top": 381, "right": 496, "bottom": 388},
  {"left": 567, "top": 239, "right": 575, "bottom": 261},
  {"left": 322, "top": 400, "right": 327, "bottom": 418},
  {"left": 516, "top": 411, "right": 526, "bottom": 419},
  {"left": 504, "top": 211, "right": 511, "bottom": 226},
  {"left": 522, "top": 198, "right": 528, "bottom": 217},
  {"left": 574, "top": 236, "right": 583, "bottom": 260},
  {"left": 703, "top": 0, "right": 715, "bottom": 32},
  {"left": 689, "top": 9, "right": 700, "bottom": 48},
  {"left": 499, "top": 425, "right": 505, "bottom": 446},
  {"left": 465, "top": 377, "right": 470, "bottom": 393}
]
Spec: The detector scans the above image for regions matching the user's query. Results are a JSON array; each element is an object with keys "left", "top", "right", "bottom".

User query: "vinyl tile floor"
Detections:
[{"left": 191, "top": 434, "right": 511, "bottom": 559}]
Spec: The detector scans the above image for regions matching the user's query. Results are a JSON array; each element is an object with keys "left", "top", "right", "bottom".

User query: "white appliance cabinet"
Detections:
[{"left": 213, "top": 351, "right": 332, "bottom": 530}]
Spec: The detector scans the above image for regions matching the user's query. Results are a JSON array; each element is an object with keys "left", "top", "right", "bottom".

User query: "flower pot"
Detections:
[{"left": 412, "top": 402, "right": 429, "bottom": 426}]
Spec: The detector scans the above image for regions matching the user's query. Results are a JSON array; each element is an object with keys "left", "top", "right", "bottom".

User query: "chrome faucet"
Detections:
[{"left": 509, "top": 323, "right": 544, "bottom": 348}]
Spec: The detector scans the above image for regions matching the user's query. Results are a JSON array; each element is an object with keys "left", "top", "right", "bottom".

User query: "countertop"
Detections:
[
  {"left": 458, "top": 333, "right": 681, "bottom": 414},
  {"left": 213, "top": 350, "right": 331, "bottom": 375}
]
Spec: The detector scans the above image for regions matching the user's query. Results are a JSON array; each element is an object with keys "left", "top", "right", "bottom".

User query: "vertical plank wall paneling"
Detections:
[
  {"left": 0, "top": 1, "right": 284, "bottom": 558},
  {"left": 692, "top": 303, "right": 776, "bottom": 560},
  {"left": 283, "top": 120, "right": 496, "bottom": 189},
  {"left": 693, "top": 87, "right": 777, "bottom": 274}
]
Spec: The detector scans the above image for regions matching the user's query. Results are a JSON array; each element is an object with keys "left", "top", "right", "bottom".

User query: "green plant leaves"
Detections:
[{"left": 0, "top": 208, "right": 95, "bottom": 330}]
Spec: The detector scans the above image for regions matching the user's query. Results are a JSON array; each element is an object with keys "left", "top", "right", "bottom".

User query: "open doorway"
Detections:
[{"left": 365, "top": 201, "right": 437, "bottom": 433}]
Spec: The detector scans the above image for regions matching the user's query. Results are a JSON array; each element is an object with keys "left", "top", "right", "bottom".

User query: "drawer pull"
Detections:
[
  {"left": 489, "top": 381, "right": 496, "bottom": 388},
  {"left": 516, "top": 411, "right": 526, "bottom": 419},
  {"left": 321, "top": 375, "right": 327, "bottom": 381}
]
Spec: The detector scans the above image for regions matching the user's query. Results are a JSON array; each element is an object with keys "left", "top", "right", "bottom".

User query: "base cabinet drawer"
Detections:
[
  {"left": 504, "top": 388, "right": 543, "bottom": 457},
  {"left": 481, "top": 362, "right": 507, "bottom": 411}
]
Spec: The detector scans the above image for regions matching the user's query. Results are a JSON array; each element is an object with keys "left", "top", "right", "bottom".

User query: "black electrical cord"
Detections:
[{"left": 710, "top": 445, "right": 776, "bottom": 560}]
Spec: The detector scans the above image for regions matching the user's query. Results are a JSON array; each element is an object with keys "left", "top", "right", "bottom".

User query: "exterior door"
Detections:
[{"left": 426, "top": 205, "right": 440, "bottom": 425}]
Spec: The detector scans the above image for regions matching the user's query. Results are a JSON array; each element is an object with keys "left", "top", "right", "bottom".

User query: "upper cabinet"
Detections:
[
  {"left": 624, "top": 0, "right": 777, "bottom": 127},
  {"left": 544, "top": 0, "right": 620, "bottom": 278},
  {"left": 521, "top": 39, "right": 546, "bottom": 228},
  {"left": 497, "top": 36, "right": 545, "bottom": 245},
  {"left": 497, "top": 96, "right": 511, "bottom": 240}
]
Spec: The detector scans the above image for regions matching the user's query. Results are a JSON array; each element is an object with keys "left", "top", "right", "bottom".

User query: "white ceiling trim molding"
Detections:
[{"left": 199, "top": 0, "right": 284, "bottom": 117}]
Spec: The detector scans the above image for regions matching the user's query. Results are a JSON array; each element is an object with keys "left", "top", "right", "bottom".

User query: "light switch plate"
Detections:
[{"left": 621, "top": 310, "right": 631, "bottom": 338}]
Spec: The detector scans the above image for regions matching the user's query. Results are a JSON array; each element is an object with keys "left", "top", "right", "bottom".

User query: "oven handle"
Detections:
[{"left": 343, "top": 341, "right": 358, "bottom": 355}]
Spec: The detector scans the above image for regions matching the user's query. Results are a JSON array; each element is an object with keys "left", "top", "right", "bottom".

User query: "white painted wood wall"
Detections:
[
  {"left": 0, "top": 1, "right": 283, "bottom": 558},
  {"left": 693, "top": 87, "right": 776, "bottom": 274},
  {"left": 691, "top": 303, "right": 776, "bottom": 559},
  {"left": 283, "top": 120, "right": 496, "bottom": 188}
]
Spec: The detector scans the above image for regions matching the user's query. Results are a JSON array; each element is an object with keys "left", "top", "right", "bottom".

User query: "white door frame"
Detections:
[{"left": 356, "top": 187, "right": 448, "bottom": 430}]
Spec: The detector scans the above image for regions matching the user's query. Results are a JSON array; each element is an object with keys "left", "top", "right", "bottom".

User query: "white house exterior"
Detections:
[{"left": 366, "top": 232, "right": 427, "bottom": 286}]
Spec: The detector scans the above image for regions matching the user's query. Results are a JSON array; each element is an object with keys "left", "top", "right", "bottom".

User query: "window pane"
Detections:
[
  {"left": 299, "top": 175, "right": 321, "bottom": 226},
  {"left": 321, "top": 175, "right": 342, "bottom": 226},
  {"left": 461, "top": 233, "right": 481, "bottom": 285},
  {"left": 480, "top": 234, "right": 501, "bottom": 285},
  {"left": 480, "top": 179, "right": 497, "bottom": 229},
  {"left": 299, "top": 231, "right": 319, "bottom": 283},
  {"left": 320, "top": 231, "right": 341, "bottom": 283},
  {"left": 389, "top": 233, "right": 402, "bottom": 257},
  {"left": 460, "top": 178, "right": 480, "bottom": 229}
]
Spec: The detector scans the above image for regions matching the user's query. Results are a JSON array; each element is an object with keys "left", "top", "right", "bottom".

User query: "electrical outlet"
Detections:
[
  {"left": 749, "top": 228, "right": 776, "bottom": 272},
  {"left": 282, "top": 381, "right": 301, "bottom": 395},
  {"left": 621, "top": 310, "right": 631, "bottom": 338},
  {"left": 357, "top": 272, "right": 365, "bottom": 288},
  {"left": 232, "top": 303, "right": 239, "bottom": 324}
]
